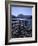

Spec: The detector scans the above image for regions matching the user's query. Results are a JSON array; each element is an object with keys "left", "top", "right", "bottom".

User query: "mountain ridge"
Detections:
[{"left": 11, "top": 14, "right": 32, "bottom": 19}]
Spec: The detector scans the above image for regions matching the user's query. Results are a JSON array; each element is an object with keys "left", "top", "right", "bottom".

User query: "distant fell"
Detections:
[{"left": 11, "top": 14, "right": 32, "bottom": 19}]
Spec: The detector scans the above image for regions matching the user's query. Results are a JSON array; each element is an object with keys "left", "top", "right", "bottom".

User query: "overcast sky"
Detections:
[{"left": 11, "top": 6, "right": 32, "bottom": 16}]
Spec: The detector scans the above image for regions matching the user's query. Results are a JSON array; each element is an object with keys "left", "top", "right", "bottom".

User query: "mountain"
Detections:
[
  {"left": 11, "top": 15, "right": 16, "bottom": 18},
  {"left": 17, "top": 14, "right": 32, "bottom": 19},
  {"left": 11, "top": 14, "right": 32, "bottom": 19}
]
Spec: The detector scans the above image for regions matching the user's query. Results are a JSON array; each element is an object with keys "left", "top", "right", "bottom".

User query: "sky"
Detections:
[{"left": 11, "top": 6, "right": 32, "bottom": 17}]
